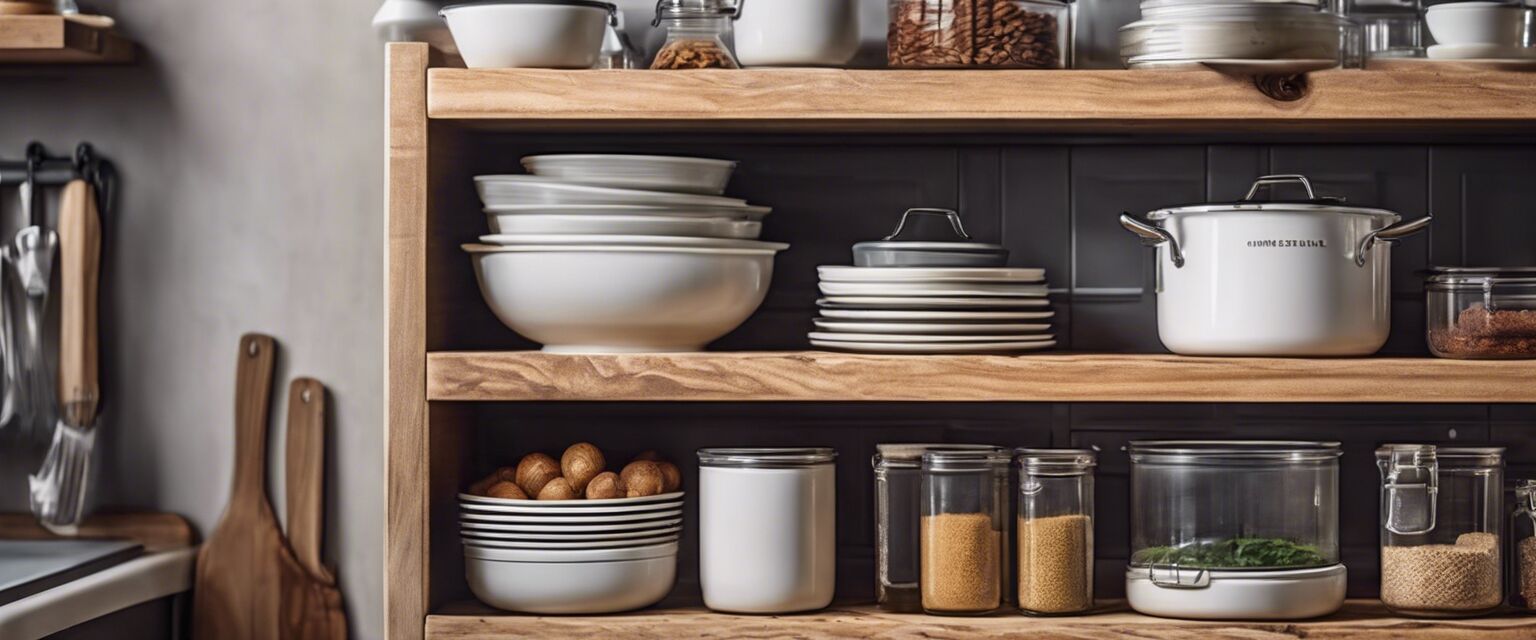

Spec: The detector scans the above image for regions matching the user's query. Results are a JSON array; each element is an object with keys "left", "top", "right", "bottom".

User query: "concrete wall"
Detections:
[{"left": 0, "top": 0, "right": 385, "bottom": 636}]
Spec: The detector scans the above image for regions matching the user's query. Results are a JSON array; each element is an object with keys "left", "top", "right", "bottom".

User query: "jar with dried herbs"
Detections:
[
  {"left": 650, "top": 0, "right": 740, "bottom": 70},
  {"left": 920, "top": 448, "right": 1010, "bottom": 615},
  {"left": 888, "top": 0, "right": 1070, "bottom": 69}
]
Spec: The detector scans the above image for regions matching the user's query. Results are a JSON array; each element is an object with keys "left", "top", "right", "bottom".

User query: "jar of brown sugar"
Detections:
[
  {"left": 1427, "top": 267, "right": 1536, "bottom": 359},
  {"left": 1016, "top": 448, "right": 1096, "bottom": 615},
  {"left": 920, "top": 448, "right": 1010, "bottom": 615}
]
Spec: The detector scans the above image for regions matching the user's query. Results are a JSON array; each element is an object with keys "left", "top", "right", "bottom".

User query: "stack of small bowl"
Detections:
[
  {"left": 465, "top": 154, "right": 789, "bottom": 353},
  {"left": 459, "top": 490, "right": 685, "bottom": 614}
]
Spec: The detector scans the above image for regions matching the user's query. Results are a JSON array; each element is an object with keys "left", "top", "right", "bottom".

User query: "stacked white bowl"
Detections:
[
  {"left": 810, "top": 267, "right": 1058, "bottom": 354},
  {"left": 459, "top": 490, "right": 685, "bottom": 614},
  {"left": 1424, "top": 1, "right": 1535, "bottom": 61},
  {"left": 466, "top": 155, "right": 790, "bottom": 353}
]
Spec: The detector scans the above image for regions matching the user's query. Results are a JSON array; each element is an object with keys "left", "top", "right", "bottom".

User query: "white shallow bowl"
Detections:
[
  {"left": 466, "top": 554, "right": 677, "bottom": 614},
  {"left": 459, "top": 509, "right": 683, "bottom": 524},
  {"left": 479, "top": 234, "right": 786, "bottom": 251},
  {"left": 466, "top": 244, "right": 782, "bottom": 353},
  {"left": 487, "top": 204, "right": 772, "bottom": 221},
  {"left": 441, "top": 2, "right": 611, "bottom": 69},
  {"left": 1426, "top": 42, "right": 1536, "bottom": 59},
  {"left": 460, "top": 525, "right": 683, "bottom": 541},
  {"left": 816, "top": 266, "right": 1046, "bottom": 283},
  {"left": 475, "top": 176, "right": 749, "bottom": 208},
  {"left": 463, "top": 541, "right": 678, "bottom": 563},
  {"left": 488, "top": 214, "right": 762, "bottom": 239},
  {"left": 460, "top": 517, "right": 682, "bottom": 533},
  {"left": 460, "top": 533, "right": 680, "bottom": 549},
  {"left": 459, "top": 491, "right": 685, "bottom": 507},
  {"left": 1425, "top": 1, "right": 1528, "bottom": 46},
  {"left": 522, "top": 155, "right": 738, "bottom": 195}
]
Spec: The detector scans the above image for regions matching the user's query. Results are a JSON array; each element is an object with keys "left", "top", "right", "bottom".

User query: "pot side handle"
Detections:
[
  {"left": 1355, "top": 215, "right": 1432, "bottom": 268},
  {"left": 1119, "top": 212, "right": 1185, "bottom": 268}
]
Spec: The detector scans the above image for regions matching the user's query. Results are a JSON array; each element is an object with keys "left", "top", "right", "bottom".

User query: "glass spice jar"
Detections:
[
  {"left": 873, "top": 444, "right": 1002, "bottom": 612},
  {"left": 1016, "top": 448, "right": 1096, "bottom": 616},
  {"left": 920, "top": 448, "right": 1010, "bottom": 615},
  {"left": 1427, "top": 267, "right": 1536, "bottom": 359},
  {"left": 650, "top": 0, "right": 740, "bottom": 69},
  {"left": 888, "top": 0, "right": 1071, "bottom": 69}
]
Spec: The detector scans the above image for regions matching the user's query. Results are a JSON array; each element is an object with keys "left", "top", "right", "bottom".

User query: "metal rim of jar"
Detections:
[
  {"left": 921, "top": 448, "right": 1011, "bottom": 472},
  {"left": 1128, "top": 440, "right": 1341, "bottom": 465},
  {"left": 873, "top": 443, "right": 1004, "bottom": 470},
  {"left": 1015, "top": 448, "right": 1097, "bottom": 476},
  {"left": 1376, "top": 444, "right": 1505, "bottom": 468},
  {"left": 697, "top": 447, "right": 837, "bottom": 468}
]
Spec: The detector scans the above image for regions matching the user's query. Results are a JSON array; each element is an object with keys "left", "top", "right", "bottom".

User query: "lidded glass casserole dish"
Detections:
[{"left": 1426, "top": 267, "right": 1536, "bottom": 360}]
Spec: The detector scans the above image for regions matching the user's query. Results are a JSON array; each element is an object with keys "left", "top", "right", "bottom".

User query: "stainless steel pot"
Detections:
[{"left": 1120, "top": 174, "right": 1431, "bottom": 356}]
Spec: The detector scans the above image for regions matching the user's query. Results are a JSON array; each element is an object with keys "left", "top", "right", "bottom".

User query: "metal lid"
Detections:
[
  {"left": 1146, "top": 175, "right": 1400, "bottom": 222},
  {"left": 698, "top": 447, "right": 836, "bottom": 468},
  {"left": 852, "top": 208, "right": 1008, "bottom": 267},
  {"left": 874, "top": 443, "right": 1003, "bottom": 469},
  {"left": 922, "top": 448, "right": 1011, "bottom": 472},
  {"left": 1130, "top": 440, "right": 1342, "bottom": 465},
  {"left": 1016, "top": 448, "right": 1097, "bottom": 475},
  {"left": 654, "top": 0, "right": 737, "bottom": 20},
  {"left": 443, "top": 0, "right": 616, "bottom": 12}
]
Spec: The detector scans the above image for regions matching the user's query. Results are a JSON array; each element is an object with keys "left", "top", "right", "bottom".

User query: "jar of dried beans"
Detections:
[
  {"left": 1016, "top": 448, "right": 1096, "bottom": 615},
  {"left": 1377, "top": 445, "right": 1505, "bottom": 617},
  {"left": 920, "top": 448, "right": 1010, "bottom": 615},
  {"left": 888, "top": 0, "right": 1071, "bottom": 69},
  {"left": 650, "top": 0, "right": 741, "bottom": 70},
  {"left": 1427, "top": 267, "right": 1536, "bottom": 359},
  {"left": 1514, "top": 480, "right": 1536, "bottom": 611}
]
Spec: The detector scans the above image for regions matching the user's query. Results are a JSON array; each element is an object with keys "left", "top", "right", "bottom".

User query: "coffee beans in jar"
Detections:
[{"left": 888, "top": 0, "right": 1069, "bottom": 69}]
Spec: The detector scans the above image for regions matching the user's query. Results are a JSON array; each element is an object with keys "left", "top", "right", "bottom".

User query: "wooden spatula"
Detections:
[{"left": 278, "top": 378, "right": 347, "bottom": 640}]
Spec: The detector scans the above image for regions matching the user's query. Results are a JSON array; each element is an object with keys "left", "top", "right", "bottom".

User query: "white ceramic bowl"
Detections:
[
  {"left": 459, "top": 525, "right": 683, "bottom": 541},
  {"left": 460, "top": 533, "right": 680, "bottom": 549},
  {"left": 487, "top": 203, "right": 772, "bottom": 221},
  {"left": 1425, "top": 2, "right": 1528, "bottom": 46},
  {"left": 460, "top": 517, "right": 682, "bottom": 533},
  {"left": 464, "top": 541, "right": 678, "bottom": 563},
  {"left": 459, "top": 509, "right": 683, "bottom": 524},
  {"left": 521, "top": 155, "right": 738, "bottom": 195},
  {"left": 466, "top": 554, "right": 677, "bottom": 614},
  {"left": 475, "top": 176, "right": 749, "bottom": 208},
  {"left": 441, "top": 1, "right": 612, "bottom": 69},
  {"left": 459, "top": 491, "right": 685, "bottom": 507},
  {"left": 478, "top": 234, "right": 783, "bottom": 250},
  {"left": 460, "top": 497, "right": 684, "bottom": 515},
  {"left": 488, "top": 213, "right": 762, "bottom": 239},
  {"left": 465, "top": 244, "right": 784, "bottom": 353}
]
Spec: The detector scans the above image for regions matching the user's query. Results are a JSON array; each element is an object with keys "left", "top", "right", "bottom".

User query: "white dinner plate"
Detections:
[
  {"left": 817, "top": 308, "right": 1056, "bottom": 321},
  {"left": 819, "top": 297, "right": 1052, "bottom": 309},
  {"left": 487, "top": 214, "right": 762, "bottom": 239},
  {"left": 459, "top": 517, "right": 683, "bottom": 533},
  {"left": 457, "top": 525, "right": 683, "bottom": 541},
  {"left": 475, "top": 175, "right": 748, "bottom": 208},
  {"left": 522, "top": 154, "right": 737, "bottom": 195},
  {"left": 818, "top": 281, "right": 1050, "bottom": 297},
  {"left": 808, "top": 332, "right": 1054, "bottom": 343},
  {"left": 811, "top": 339, "right": 1058, "bottom": 354},
  {"left": 479, "top": 234, "right": 788, "bottom": 251},
  {"left": 459, "top": 509, "right": 683, "bottom": 524},
  {"left": 460, "top": 500, "right": 684, "bottom": 515},
  {"left": 459, "top": 491, "right": 685, "bottom": 507},
  {"left": 817, "top": 266, "right": 1046, "bottom": 283},
  {"left": 485, "top": 203, "right": 772, "bottom": 221},
  {"left": 813, "top": 319, "right": 1052, "bottom": 334},
  {"left": 459, "top": 534, "right": 681, "bottom": 550}
]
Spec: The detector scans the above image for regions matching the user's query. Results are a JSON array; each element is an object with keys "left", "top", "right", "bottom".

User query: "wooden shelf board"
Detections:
[
  {"left": 426, "top": 600, "right": 1536, "bottom": 639},
  {"left": 425, "top": 67, "right": 1536, "bottom": 133},
  {"left": 426, "top": 351, "right": 1536, "bottom": 403},
  {"left": 0, "top": 15, "right": 133, "bottom": 64}
]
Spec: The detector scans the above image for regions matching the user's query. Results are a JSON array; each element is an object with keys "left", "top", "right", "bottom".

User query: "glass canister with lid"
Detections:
[
  {"left": 920, "top": 448, "right": 1011, "bottom": 615},
  {"left": 873, "top": 444, "right": 1003, "bottom": 612},
  {"left": 1016, "top": 448, "right": 1096, "bottom": 615},
  {"left": 888, "top": 0, "right": 1071, "bottom": 69},
  {"left": 1377, "top": 445, "right": 1505, "bottom": 617},
  {"left": 1126, "top": 441, "right": 1346, "bottom": 620},
  {"left": 1514, "top": 479, "right": 1536, "bottom": 611},
  {"left": 650, "top": 0, "right": 741, "bottom": 69},
  {"left": 1427, "top": 267, "right": 1536, "bottom": 359}
]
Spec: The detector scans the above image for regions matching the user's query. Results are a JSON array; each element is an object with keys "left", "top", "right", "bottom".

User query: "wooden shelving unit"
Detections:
[
  {"left": 385, "top": 43, "right": 1536, "bottom": 640},
  {"left": 0, "top": 15, "right": 133, "bottom": 64}
]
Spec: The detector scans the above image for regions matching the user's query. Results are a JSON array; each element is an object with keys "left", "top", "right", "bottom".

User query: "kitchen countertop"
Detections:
[{"left": 0, "top": 548, "right": 194, "bottom": 640}]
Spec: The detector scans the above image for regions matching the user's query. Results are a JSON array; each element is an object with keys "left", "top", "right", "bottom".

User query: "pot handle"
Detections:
[
  {"left": 1119, "top": 212, "right": 1185, "bottom": 268},
  {"left": 885, "top": 208, "right": 972, "bottom": 242},
  {"left": 1354, "top": 215, "right": 1432, "bottom": 268}
]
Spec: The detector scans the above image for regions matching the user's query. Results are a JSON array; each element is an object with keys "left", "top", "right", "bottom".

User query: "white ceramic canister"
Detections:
[
  {"left": 697, "top": 447, "right": 837, "bottom": 613},
  {"left": 732, "top": 0, "right": 860, "bottom": 67},
  {"left": 1120, "top": 174, "right": 1431, "bottom": 356}
]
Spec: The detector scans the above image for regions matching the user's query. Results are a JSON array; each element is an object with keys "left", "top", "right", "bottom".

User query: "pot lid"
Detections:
[
  {"left": 852, "top": 208, "right": 1008, "bottom": 261},
  {"left": 1146, "top": 174, "right": 1401, "bottom": 221}
]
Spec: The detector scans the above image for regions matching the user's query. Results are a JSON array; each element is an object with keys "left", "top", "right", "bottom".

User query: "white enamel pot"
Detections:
[{"left": 1120, "top": 175, "right": 1432, "bottom": 356}]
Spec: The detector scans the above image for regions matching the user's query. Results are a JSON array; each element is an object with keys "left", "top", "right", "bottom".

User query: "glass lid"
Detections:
[
  {"left": 1016, "top": 448, "right": 1097, "bottom": 475},
  {"left": 1146, "top": 174, "right": 1400, "bottom": 221},
  {"left": 698, "top": 447, "right": 836, "bottom": 468},
  {"left": 1376, "top": 444, "right": 1504, "bottom": 468},
  {"left": 1427, "top": 266, "right": 1536, "bottom": 287},
  {"left": 874, "top": 444, "right": 1002, "bottom": 468},
  {"left": 922, "top": 448, "right": 1011, "bottom": 471},
  {"left": 1130, "top": 440, "right": 1342, "bottom": 465}
]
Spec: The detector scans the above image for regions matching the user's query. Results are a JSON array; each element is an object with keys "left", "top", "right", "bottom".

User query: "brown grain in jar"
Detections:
[{"left": 888, "top": 0, "right": 1069, "bottom": 69}]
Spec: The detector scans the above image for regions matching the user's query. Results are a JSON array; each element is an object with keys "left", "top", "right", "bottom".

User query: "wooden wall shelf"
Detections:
[
  {"left": 0, "top": 15, "right": 133, "bottom": 64},
  {"left": 425, "top": 600, "right": 1536, "bottom": 639},
  {"left": 427, "top": 351, "right": 1536, "bottom": 404},
  {"left": 427, "top": 67, "right": 1536, "bottom": 134}
]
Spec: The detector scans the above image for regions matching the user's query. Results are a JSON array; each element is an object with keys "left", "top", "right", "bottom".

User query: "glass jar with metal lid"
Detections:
[
  {"left": 1377, "top": 445, "right": 1505, "bottom": 617},
  {"left": 920, "top": 448, "right": 1011, "bottom": 615},
  {"left": 873, "top": 444, "right": 1003, "bottom": 612},
  {"left": 1016, "top": 449, "right": 1096, "bottom": 615},
  {"left": 888, "top": 0, "right": 1071, "bottom": 69},
  {"left": 1126, "top": 441, "right": 1345, "bottom": 620},
  {"left": 697, "top": 447, "right": 837, "bottom": 613},
  {"left": 1427, "top": 267, "right": 1536, "bottom": 359},
  {"left": 1513, "top": 479, "right": 1536, "bottom": 611},
  {"left": 650, "top": 0, "right": 740, "bottom": 69}
]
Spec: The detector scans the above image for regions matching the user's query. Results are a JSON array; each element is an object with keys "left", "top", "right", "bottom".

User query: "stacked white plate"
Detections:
[
  {"left": 459, "top": 491, "right": 685, "bottom": 613},
  {"left": 810, "top": 266, "right": 1058, "bottom": 354}
]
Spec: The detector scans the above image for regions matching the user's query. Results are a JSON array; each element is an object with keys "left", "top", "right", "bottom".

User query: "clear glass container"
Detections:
[
  {"left": 888, "top": 0, "right": 1071, "bottom": 69},
  {"left": 1350, "top": 0, "right": 1425, "bottom": 58},
  {"left": 874, "top": 444, "right": 1001, "bottom": 613},
  {"left": 650, "top": 0, "right": 740, "bottom": 69},
  {"left": 1016, "top": 449, "right": 1095, "bottom": 615},
  {"left": 1427, "top": 267, "right": 1536, "bottom": 360},
  {"left": 920, "top": 448, "right": 1010, "bottom": 615},
  {"left": 1514, "top": 479, "right": 1536, "bottom": 611},
  {"left": 1377, "top": 445, "right": 1505, "bottom": 617}
]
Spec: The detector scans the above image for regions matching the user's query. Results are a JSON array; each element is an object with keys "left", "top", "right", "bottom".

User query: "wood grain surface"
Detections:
[
  {"left": 426, "top": 68, "right": 1536, "bottom": 133},
  {"left": 0, "top": 15, "right": 132, "bottom": 63},
  {"left": 0, "top": 511, "right": 193, "bottom": 552},
  {"left": 426, "top": 600, "right": 1536, "bottom": 639},
  {"left": 283, "top": 378, "right": 329, "bottom": 583},
  {"left": 57, "top": 179, "right": 99, "bottom": 427},
  {"left": 426, "top": 351, "right": 1536, "bottom": 403}
]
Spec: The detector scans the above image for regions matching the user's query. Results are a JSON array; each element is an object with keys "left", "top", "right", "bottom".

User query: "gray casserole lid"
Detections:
[
  {"left": 852, "top": 208, "right": 1009, "bottom": 268},
  {"left": 1146, "top": 174, "right": 1400, "bottom": 222},
  {"left": 698, "top": 447, "right": 836, "bottom": 468}
]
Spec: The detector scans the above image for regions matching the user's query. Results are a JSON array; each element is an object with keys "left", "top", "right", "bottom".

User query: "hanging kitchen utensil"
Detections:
[
  {"left": 11, "top": 142, "right": 57, "bottom": 441},
  {"left": 30, "top": 176, "right": 101, "bottom": 532},
  {"left": 279, "top": 377, "right": 348, "bottom": 640}
]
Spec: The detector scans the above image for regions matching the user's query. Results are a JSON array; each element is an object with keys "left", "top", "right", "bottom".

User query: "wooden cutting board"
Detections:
[{"left": 278, "top": 377, "right": 346, "bottom": 640}]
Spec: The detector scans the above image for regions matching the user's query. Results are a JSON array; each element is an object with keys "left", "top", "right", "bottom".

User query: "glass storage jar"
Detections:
[
  {"left": 888, "top": 0, "right": 1071, "bottom": 69},
  {"left": 1127, "top": 441, "right": 1346, "bottom": 620},
  {"left": 1349, "top": 0, "right": 1425, "bottom": 58},
  {"left": 698, "top": 447, "right": 837, "bottom": 613},
  {"left": 1377, "top": 445, "right": 1505, "bottom": 617},
  {"left": 920, "top": 448, "right": 1010, "bottom": 615},
  {"left": 1427, "top": 267, "right": 1536, "bottom": 359},
  {"left": 1015, "top": 449, "right": 1096, "bottom": 615},
  {"left": 650, "top": 0, "right": 740, "bottom": 69},
  {"left": 873, "top": 444, "right": 1002, "bottom": 612},
  {"left": 1514, "top": 479, "right": 1536, "bottom": 611}
]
